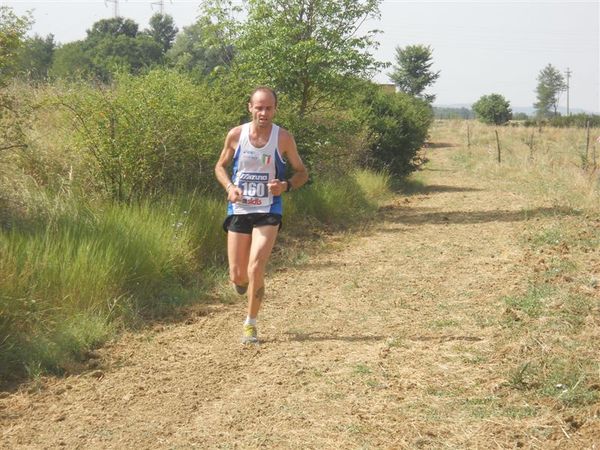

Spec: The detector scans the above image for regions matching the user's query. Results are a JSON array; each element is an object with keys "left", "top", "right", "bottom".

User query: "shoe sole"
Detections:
[{"left": 234, "top": 284, "right": 248, "bottom": 295}]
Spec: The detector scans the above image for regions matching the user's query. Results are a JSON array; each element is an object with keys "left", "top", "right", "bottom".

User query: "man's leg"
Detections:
[
  {"left": 246, "top": 225, "right": 279, "bottom": 320},
  {"left": 227, "top": 231, "right": 252, "bottom": 290}
]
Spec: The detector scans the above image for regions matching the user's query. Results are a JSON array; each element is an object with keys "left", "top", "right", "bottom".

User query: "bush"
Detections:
[
  {"left": 58, "top": 69, "right": 236, "bottom": 202},
  {"left": 276, "top": 105, "right": 371, "bottom": 177},
  {"left": 363, "top": 89, "right": 433, "bottom": 177},
  {"left": 472, "top": 93, "right": 512, "bottom": 125}
]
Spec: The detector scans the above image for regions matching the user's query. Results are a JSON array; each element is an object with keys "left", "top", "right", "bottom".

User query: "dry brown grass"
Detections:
[{"left": 436, "top": 119, "right": 600, "bottom": 212}]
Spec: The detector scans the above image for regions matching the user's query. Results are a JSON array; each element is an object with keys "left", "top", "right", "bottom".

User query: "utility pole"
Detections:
[
  {"left": 105, "top": 0, "right": 119, "bottom": 18},
  {"left": 565, "top": 67, "right": 571, "bottom": 116},
  {"left": 151, "top": 0, "right": 165, "bottom": 14}
]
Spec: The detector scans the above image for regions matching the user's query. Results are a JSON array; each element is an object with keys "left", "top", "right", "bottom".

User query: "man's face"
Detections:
[{"left": 248, "top": 90, "right": 276, "bottom": 128}]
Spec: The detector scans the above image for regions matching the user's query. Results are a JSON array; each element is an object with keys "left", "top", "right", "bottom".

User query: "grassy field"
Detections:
[
  {"left": 435, "top": 119, "right": 600, "bottom": 211},
  {"left": 434, "top": 120, "right": 600, "bottom": 422}
]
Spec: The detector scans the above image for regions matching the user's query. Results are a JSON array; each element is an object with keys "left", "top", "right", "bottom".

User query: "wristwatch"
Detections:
[{"left": 285, "top": 179, "right": 292, "bottom": 192}]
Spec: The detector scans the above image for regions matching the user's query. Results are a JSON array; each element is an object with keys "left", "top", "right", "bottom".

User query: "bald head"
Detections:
[{"left": 249, "top": 86, "right": 278, "bottom": 107}]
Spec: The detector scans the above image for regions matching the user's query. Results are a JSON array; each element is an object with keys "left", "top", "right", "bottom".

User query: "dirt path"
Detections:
[{"left": 1, "top": 143, "right": 597, "bottom": 449}]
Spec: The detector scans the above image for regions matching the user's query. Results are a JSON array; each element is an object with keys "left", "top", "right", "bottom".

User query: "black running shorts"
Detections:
[{"left": 223, "top": 213, "right": 282, "bottom": 234}]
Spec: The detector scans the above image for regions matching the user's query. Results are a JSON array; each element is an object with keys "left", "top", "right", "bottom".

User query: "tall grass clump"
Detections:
[
  {"left": 284, "top": 170, "right": 390, "bottom": 233},
  {"left": 353, "top": 169, "right": 392, "bottom": 203},
  {"left": 0, "top": 191, "right": 225, "bottom": 382}
]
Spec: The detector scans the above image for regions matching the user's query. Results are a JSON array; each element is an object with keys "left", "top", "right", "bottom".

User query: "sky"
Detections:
[{"left": 3, "top": 0, "right": 599, "bottom": 113}]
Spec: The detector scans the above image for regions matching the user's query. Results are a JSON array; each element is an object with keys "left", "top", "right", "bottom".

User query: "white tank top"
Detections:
[{"left": 228, "top": 123, "right": 286, "bottom": 215}]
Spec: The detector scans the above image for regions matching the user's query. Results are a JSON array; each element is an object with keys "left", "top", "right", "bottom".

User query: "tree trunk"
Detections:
[{"left": 299, "top": 80, "right": 310, "bottom": 118}]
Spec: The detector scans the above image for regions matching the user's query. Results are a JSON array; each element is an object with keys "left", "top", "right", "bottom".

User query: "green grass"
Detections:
[
  {"left": 1, "top": 169, "right": 391, "bottom": 384},
  {"left": 508, "top": 358, "right": 599, "bottom": 407},
  {"left": 540, "top": 358, "right": 599, "bottom": 407},
  {"left": 353, "top": 169, "right": 392, "bottom": 203},
  {"left": 530, "top": 225, "right": 564, "bottom": 247},
  {"left": 353, "top": 363, "right": 372, "bottom": 375},
  {"left": 503, "top": 284, "right": 554, "bottom": 319},
  {"left": 0, "top": 192, "right": 226, "bottom": 381},
  {"left": 285, "top": 172, "right": 382, "bottom": 232},
  {"left": 431, "top": 318, "right": 459, "bottom": 328}
]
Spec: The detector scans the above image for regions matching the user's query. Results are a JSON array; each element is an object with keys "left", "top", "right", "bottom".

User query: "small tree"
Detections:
[
  {"left": 388, "top": 44, "right": 440, "bottom": 103},
  {"left": 0, "top": 6, "right": 32, "bottom": 84},
  {"left": 365, "top": 88, "right": 433, "bottom": 176},
  {"left": 534, "top": 64, "right": 566, "bottom": 118},
  {"left": 0, "top": 7, "right": 33, "bottom": 152},
  {"left": 472, "top": 93, "right": 512, "bottom": 125}
]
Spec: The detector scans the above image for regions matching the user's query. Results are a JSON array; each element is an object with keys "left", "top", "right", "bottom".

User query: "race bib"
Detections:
[{"left": 237, "top": 172, "right": 271, "bottom": 206}]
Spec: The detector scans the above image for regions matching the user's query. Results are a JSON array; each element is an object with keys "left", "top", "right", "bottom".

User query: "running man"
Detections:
[{"left": 214, "top": 87, "right": 308, "bottom": 344}]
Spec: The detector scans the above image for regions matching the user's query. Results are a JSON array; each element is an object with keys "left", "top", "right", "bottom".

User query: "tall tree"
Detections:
[
  {"left": 50, "top": 41, "right": 94, "bottom": 79},
  {"left": 235, "top": 0, "right": 385, "bottom": 117},
  {"left": 167, "top": 19, "right": 234, "bottom": 77},
  {"left": 16, "top": 34, "right": 55, "bottom": 80},
  {"left": 146, "top": 13, "right": 178, "bottom": 54},
  {"left": 534, "top": 64, "right": 566, "bottom": 118},
  {"left": 87, "top": 17, "right": 139, "bottom": 40},
  {"left": 472, "top": 93, "right": 512, "bottom": 125},
  {"left": 89, "top": 34, "right": 162, "bottom": 79},
  {"left": 51, "top": 17, "right": 163, "bottom": 81},
  {"left": 389, "top": 44, "right": 440, "bottom": 103}
]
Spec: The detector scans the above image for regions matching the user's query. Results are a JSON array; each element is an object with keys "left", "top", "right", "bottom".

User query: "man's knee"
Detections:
[
  {"left": 229, "top": 265, "right": 248, "bottom": 285},
  {"left": 247, "top": 258, "right": 267, "bottom": 280}
]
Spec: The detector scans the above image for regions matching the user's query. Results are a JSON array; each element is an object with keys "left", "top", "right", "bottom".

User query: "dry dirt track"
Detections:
[{"left": 1, "top": 143, "right": 598, "bottom": 449}]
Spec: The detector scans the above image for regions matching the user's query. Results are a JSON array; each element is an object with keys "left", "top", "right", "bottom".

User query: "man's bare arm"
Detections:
[{"left": 215, "top": 127, "right": 243, "bottom": 202}]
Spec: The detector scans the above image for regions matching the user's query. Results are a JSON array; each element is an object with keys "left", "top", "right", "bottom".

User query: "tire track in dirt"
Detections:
[{"left": 0, "top": 144, "right": 593, "bottom": 449}]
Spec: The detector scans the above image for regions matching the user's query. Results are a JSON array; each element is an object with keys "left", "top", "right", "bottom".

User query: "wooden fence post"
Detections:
[
  {"left": 528, "top": 129, "right": 535, "bottom": 162},
  {"left": 495, "top": 129, "right": 501, "bottom": 163},
  {"left": 467, "top": 123, "right": 471, "bottom": 148},
  {"left": 585, "top": 120, "right": 590, "bottom": 169}
]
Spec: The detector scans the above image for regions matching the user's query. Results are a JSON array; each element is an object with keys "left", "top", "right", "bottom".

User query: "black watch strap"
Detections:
[{"left": 285, "top": 179, "right": 292, "bottom": 192}]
